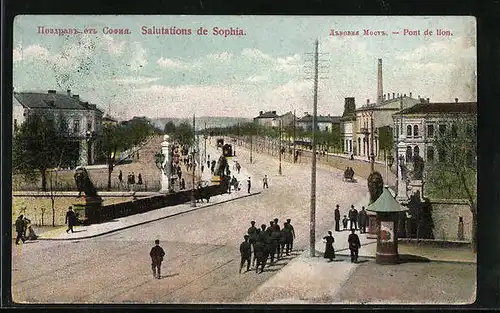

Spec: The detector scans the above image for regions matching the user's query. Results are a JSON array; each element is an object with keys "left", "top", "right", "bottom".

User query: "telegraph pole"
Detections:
[
  {"left": 293, "top": 109, "right": 296, "bottom": 163},
  {"left": 279, "top": 119, "right": 282, "bottom": 175},
  {"left": 370, "top": 111, "right": 375, "bottom": 172},
  {"left": 191, "top": 114, "right": 196, "bottom": 207},
  {"left": 309, "top": 39, "right": 319, "bottom": 257},
  {"left": 250, "top": 133, "right": 253, "bottom": 163}
]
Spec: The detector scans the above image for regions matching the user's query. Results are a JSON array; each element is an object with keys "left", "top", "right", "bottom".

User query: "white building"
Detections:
[
  {"left": 296, "top": 113, "right": 341, "bottom": 132},
  {"left": 340, "top": 97, "right": 357, "bottom": 154},
  {"left": 13, "top": 89, "right": 104, "bottom": 167},
  {"left": 392, "top": 99, "right": 477, "bottom": 164},
  {"left": 355, "top": 93, "right": 421, "bottom": 159},
  {"left": 253, "top": 110, "right": 279, "bottom": 127}
]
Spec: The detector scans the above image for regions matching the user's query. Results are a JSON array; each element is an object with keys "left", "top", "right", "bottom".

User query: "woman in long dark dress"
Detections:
[{"left": 323, "top": 231, "right": 335, "bottom": 261}]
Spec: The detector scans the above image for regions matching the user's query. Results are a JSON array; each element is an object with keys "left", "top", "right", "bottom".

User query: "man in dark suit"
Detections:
[
  {"left": 150, "top": 239, "right": 166, "bottom": 279},
  {"left": 359, "top": 206, "right": 368, "bottom": 233},
  {"left": 348, "top": 229, "right": 361, "bottom": 263},
  {"left": 239, "top": 235, "right": 252, "bottom": 273},
  {"left": 65, "top": 206, "right": 77, "bottom": 233},
  {"left": 286, "top": 218, "right": 296, "bottom": 251},
  {"left": 334, "top": 204, "right": 341, "bottom": 232}
]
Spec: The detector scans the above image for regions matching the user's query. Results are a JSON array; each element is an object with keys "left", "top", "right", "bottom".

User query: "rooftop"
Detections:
[
  {"left": 298, "top": 114, "right": 342, "bottom": 123},
  {"left": 356, "top": 96, "right": 418, "bottom": 111},
  {"left": 393, "top": 101, "right": 477, "bottom": 116},
  {"left": 255, "top": 111, "right": 280, "bottom": 119},
  {"left": 14, "top": 90, "right": 103, "bottom": 113}
]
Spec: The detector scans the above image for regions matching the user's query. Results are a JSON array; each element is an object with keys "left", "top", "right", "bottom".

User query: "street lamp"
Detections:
[{"left": 385, "top": 154, "right": 394, "bottom": 186}]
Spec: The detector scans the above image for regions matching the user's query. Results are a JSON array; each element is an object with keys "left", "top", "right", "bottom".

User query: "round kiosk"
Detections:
[{"left": 366, "top": 187, "right": 409, "bottom": 264}]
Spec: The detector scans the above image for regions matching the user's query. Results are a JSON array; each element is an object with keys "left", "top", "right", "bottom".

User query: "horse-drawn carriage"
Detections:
[{"left": 343, "top": 167, "right": 356, "bottom": 182}]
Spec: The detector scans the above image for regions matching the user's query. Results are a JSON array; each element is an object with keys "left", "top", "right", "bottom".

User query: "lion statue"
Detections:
[{"left": 74, "top": 167, "right": 98, "bottom": 198}]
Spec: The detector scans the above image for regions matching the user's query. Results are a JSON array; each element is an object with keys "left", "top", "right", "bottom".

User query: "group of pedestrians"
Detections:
[
  {"left": 322, "top": 229, "right": 362, "bottom": 263},
  {"left": 334, "top": 204, "right": 368, "bottom": 233},
  {"left": 239, "top": 218, "right": 296, "bottom": 274},
  {"left": 118, "top": 170, "right": 143, "bottom": 190}
]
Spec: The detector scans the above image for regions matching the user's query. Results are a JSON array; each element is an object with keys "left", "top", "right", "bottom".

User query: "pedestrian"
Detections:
[
  {"left": 323, "top": 231, "right": 335, "bottom": 261},
  {"left": 353, "top": 206, "right": 359, "bottom": 230},
  {"left": 22, "top": 216, "right": 31, "bottom": 239},
  {"left": 342, "top": 215, "right": 348, "bottom": 230},
  {"left": 65, "top": 206, "right": 77, "bottom": 233},
  {"left": 263, "top": 175, "right": 269, "bottom": 189},
  {"left": 334, "top": 204, "right": 341, "bottom": 232},
  {"left": 273, "top": 218, "right": 280, "bottom": 232},
  {"left": 180, "top": 178, "right": 186, "bottom": 190},
  {"left": 286, "top": 218, "right": 296, "bottom": 251},
  {"left": 201, "top": 165, "right": 204, "bottom": 173},
  {"left": 278, "top": 224, "right": 287, "bottom": 258},
  {"left": 247, "top": 177, "right": 251, "bottom": 193},
  {"left": 247, "top": 221, "right": 258, "bottom": 254},
  {"left": 348, "top": 229, "right": 361, "bottom": 263},
  {"left": 283, "top": 222, "right": 293, "bottom": 255},
  {"left": 131, "top": 172, "right": 136, "bottom": 185},
  {"left": 270, "top": 223, "right": 281, "bottom": 261},
  {"left": 236, "top": 162, "right": 241, "bottom": 174},
  {"left": 15, "top": 215, "right": 26, "bottom": 245},
  {"left": 359, "top": 206, "right": 367, "bottom": 233},
  {"left": 254, "top": 239, "right": 266, "bottom": 274},
  {"left": 118, "top": 170, "right": 123, "bottom": 184},
  {"left": 239, "top": 235, "right": 252, "bottom": 274},
  {"left": 137, "top": 173, "right": 143, "bottom": 185},
  {"left": 349, "top": 205, "right": 358, "bottom": 230},
  {"left": 150, "top": 239, "right": 166, "bottom": 279},
  {"left": 207, "top": 160, "right": 210, "bottom": 169}
]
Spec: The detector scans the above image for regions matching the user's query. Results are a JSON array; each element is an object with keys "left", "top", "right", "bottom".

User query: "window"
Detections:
[
  {"left": 407, "top": 125, "right": 412, "bottom": 137},
  {"left": 427, "top": 146, "right": 434, "bottom": 162},
  {"left": 414, "top": 146, "right": 420, "bottom": 156},
  {"left": 87, "top": 119, "right": 92, "bottom": 131},
  {"left": 427, "top": 124, "right": 434, "bottom": 138},
  {"left": 413, "top": 125, "right": 419, "bottom": 137},
  {"left": 396, "top": 125, "right": 399, "bottom": 138},
  {"left": 73, "top": 119, "right": 80, "bottom": 134},
  {"left": 451, "top": 124, "right": 457, "bottom": 138},
  {"left": 439, "top": 124, "right": 446, "bottom": 136}
]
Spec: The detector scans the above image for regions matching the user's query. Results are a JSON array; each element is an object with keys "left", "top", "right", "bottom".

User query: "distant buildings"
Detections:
[
  {"left": 13, "top": 89, "right": 104, "bottom": 167},
  {"left": 392, "top": 99, "right": 477, "bottom": 164},
  {"left": 253, "top": 110, "right": 280, "bottom": 127},
  {"left": 296, "top": 113, "right": 341, "bottom": 132}
]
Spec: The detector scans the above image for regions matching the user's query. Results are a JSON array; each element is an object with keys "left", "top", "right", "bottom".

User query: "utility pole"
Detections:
[
  {"left": 293, "top": 110, "right": 296, "bottom": 163},
  {"left": 191, "top": 114, "right": 196, "bottom": 207},
  {"left": 250, "top": 126, "right": 253, "bottom": 163},
  {"left": 310, "top": 39, "right": 319, "bottom": 257},
  {"left": 370, "top": 111, "right": 375, "bottom": 173},
  {"left": 279, "top": 119, "right": 282, "bottom": 175},
  {"left": 204, "top": 122, "right": 207, "bottom": 163}
]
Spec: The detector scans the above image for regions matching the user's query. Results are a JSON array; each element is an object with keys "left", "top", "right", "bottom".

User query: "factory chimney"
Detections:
[{"left": 377, "top": 59, "right": 383, "bottom": 106}]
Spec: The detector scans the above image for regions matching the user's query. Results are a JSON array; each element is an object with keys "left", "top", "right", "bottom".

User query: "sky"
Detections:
[{"left": 12, "top": 15, "right": 476, "bottom": 120}]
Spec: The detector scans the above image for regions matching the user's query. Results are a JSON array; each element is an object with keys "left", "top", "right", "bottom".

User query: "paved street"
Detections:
[{"left": 12, "top": 136, "right": 370, "bottom": 303}]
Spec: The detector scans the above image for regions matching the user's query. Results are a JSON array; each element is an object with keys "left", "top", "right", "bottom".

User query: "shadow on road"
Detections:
[
  {"left": 398, "top": 254, "right": 431, "bottom": 263},
  {"left": 161, "top": 273, "right": 180, "bottom": 279}
]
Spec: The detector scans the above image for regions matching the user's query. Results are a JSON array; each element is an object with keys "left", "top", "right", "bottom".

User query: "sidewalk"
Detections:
[{"left": 37, "top": 190, "right": 261, "bottom": 241}]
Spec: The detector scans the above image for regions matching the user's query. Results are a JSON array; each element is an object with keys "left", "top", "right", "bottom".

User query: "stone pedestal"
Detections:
[
  {"left": 395, "top": 142, "right": 409, "bottom": 203},
  {"left": 73, "top": 196, "right": 103, "bottom": 225},
  {"left": 160, "top": 135, "right": 173, "bottom": 194},
  {"left": 408, "top": 180, "right": 424, "bottom": 202}
]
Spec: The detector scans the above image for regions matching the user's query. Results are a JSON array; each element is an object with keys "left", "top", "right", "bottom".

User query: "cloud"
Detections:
[
  {"left": 102, "top": 34, "right": 126, "bottom": 55},
  {"left": 241, "top": 48, "right": 273, "bottom": 60},
  {"left": 157, "top": 57, "right": 188, "bottom": 69},
  {"left": 206, "top": 52, "right": 233, "bottom": 62},
  {"left": 129, "top": 41, "right": 148, "bottom": 71},
  {"left": 247, "top": 75, "right": 269, "bottom": 83},
  {"left": 112, "top": 76, "right": 160, "bottom": 84}
]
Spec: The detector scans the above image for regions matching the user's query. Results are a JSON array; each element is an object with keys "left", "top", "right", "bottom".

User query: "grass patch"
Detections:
[{"left": 12, "top": 196, "right": 135, "bottom": 226}]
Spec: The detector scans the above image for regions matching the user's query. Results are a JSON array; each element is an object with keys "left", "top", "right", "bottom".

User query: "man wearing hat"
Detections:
[
  {"left": 150, "top": 239, "right": 166, "bottom": 279},
  {"left": 247, "top": 221, "right": 258, "bottom": 265},
  {"left": 334, "top": 205, "right": 341, "bottom": 232},
  {"left": 273, "top": 218, "right": 280, "bottom": 232},
  {"left": 286, "top": 218, "right": 296, "bottom": 251},
  {"left": 239, "top": 235, "right": 252, "bottom": 273}
]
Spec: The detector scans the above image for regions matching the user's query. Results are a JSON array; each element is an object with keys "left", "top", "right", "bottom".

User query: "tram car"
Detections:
[{"left": 211, "top": 143, "right": 233, "bottom": 185}]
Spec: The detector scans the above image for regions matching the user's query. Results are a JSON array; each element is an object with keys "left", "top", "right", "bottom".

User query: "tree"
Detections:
[
  {"left": 99, "top": 123, "right": 127, "bottom": 191},
  {"left": 378, "top": 126, "right": 394, "bottom": 160},
  {"left": 173, "top": 122, "right": 194, "bottom": 147},
  {"left": 13, "top": 113, "right": 66, "bottom": 191},
  {"left": 367, "top": 171, "right": 384, "bottom": 204},
  {"left": 164, "top": 121, "right": 176, "bottom": 135},
  {"left": 425, "top": 115, "right": 477, "bottom": 252}
]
